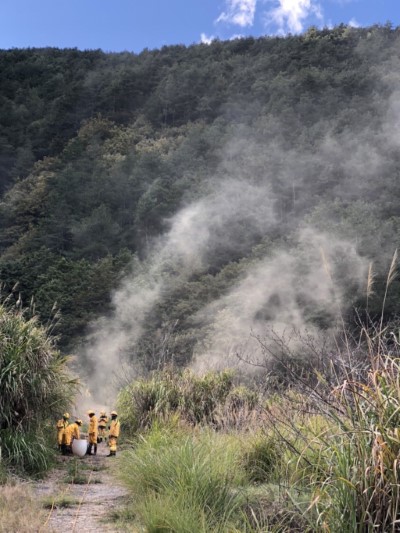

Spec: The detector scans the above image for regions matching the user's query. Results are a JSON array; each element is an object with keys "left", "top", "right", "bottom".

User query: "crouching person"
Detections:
[
  {"left": 64, "top": 418, "right": 83, "bottom": 455},
  {"left": 108, "top": 411, "right": 120, "bottom": 457},
  {"left": 87, "top": 410, "right": 98, "bottom": 455}
]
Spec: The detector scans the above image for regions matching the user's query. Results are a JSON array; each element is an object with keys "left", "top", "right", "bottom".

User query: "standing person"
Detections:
[
  {"left": 64, "top": 418, "right": 82, "bottom": 455},
  {"left": 56, "top": 412, "right": 69, "bottom": 453},
  {"left": 98, "top": 411, "right": 108, "bottom": 443},
  {"left": 107, "top": 411, "right": 120, "bottom": 457},
  {"left": 87, "top": 410, "right": 98, "bottom": 455}
]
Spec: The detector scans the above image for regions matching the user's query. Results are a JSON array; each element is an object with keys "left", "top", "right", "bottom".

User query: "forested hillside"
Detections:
[{"left": 1, "top": 24, "right": 400, "bottom": 371}]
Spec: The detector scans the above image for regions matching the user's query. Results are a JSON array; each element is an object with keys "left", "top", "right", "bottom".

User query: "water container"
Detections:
[{"left": 71, "top": 438, "right": 88, "bottom": 458}]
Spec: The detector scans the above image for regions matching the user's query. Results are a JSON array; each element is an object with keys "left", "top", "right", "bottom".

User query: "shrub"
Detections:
[
  {"left": 118, "top": 368, "right": 242, "bottom": 434},
  {"left": 0, "top": 429, "right": 55, "bottom": 476},
  {"left": 118, "top": 426, "right": 249, "bottom": 531},
  {"left": 0, "top": 302, "right": 78, "bottom": 475},
  {"left": 264, "top": 352, "right": 400, "bottom": 532},
  {"left": 315, "top": 355, "right": 400, "bottom": 531},
  {"left": 242, "top": 433, "right": 283, "bottom": 484}
]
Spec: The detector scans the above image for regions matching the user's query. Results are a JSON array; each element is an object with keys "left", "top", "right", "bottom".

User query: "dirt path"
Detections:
[{"left": 34, "top": 443, "right": 129, "bottom": 532}]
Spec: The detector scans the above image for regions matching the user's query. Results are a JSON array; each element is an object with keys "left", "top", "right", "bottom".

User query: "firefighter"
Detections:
[
  {"left": 56, "top": 412, "right": 69, "bottom": 453},
  {"left": 87, "top": 410, "right": 98, "bottom": 455},
  {"left": 98, "top": 411, "right": 108, "bottom": 443},
  {"left": 107, "top": 411, "right": 120, "bottom": 457},
  {"left": 64, "top": 418, "right": 82, "bottom": 455}
]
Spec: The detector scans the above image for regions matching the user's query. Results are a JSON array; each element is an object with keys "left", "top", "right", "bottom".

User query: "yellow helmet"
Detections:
[
  {"left": 63, "top": 412, "right": 70, "bottom": 419},
  {"left": 76, "top": 419, "right": 83, "bottom": 426},
  {"left": 110, "top": 411, "right": 118, "bottom": 416},
  {"left": 87, "top": 410, "right": 95, "bottom": 415},
  {"left": 100, "top": 411, "right": 106, "bottom": 417}
]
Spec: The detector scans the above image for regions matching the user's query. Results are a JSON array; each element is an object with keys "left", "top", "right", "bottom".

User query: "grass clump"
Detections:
[
  {"left": 0, "top": 301, "right": 78, "bottom": 476},
  {"left": 0, "top": 463, "right": 8, "bottom": 485},
  {"left": 118, "top": 425, "right": 250, "bottom": 532},
  {"left": 42, "top": 493, "right": 80, "bottom": 509},
  {"left": 118, "top": 367, "right": 232, "bottom": 431},
  {"left": 262, "top": 350, "right": 400, "bottom": 532},
  {"left": 0, "top": 429, "right": 55, "bottom": 477},
  {"left": 313, "top": 355, "right": 400, "bottom": 531},
  {"left": 0, "top": 483, "right": 50, "bottom": 532},
  {"left": 63, "top": 458, "right": 89, "bottom": 484},
  {"left": 241, "top": 432, "right": 283, "bottom": 484},
  {"left": 118, "top": 367, "right": 260, "bottom": 434}
]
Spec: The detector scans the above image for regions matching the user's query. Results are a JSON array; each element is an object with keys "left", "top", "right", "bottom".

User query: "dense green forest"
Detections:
[{"left": 1, "top": 24, "right": 400, "bottom": 374}]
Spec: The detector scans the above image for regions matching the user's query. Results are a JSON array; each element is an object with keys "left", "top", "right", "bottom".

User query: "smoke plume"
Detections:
[{"left": 81, "top": 52, "right": 400, "bottom": 403}]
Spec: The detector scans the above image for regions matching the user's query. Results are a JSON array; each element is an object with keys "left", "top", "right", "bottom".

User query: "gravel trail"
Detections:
[{"left": 34, "top": 443, "right": 130, "bottom": 532}]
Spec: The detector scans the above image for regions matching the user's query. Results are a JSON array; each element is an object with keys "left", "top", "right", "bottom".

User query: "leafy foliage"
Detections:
[
  {"left": 0, "top": 302, "right": 77, "bottom": 474},
  {"left": 118, "top": 426, "right": 249, "bottom": 532},
  {"left": 117, "top": 368, "right": 258, "bottom": 433}
]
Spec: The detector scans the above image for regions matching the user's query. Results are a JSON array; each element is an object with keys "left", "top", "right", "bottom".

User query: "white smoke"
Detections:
[
  {"left": 83, "top": 175, "right": 276, "bottom": 399},
  {"left": 81, "top": 50, "right": 400, "bottom": 401},
  {"left": 191, "top": 227, "right": 367, "bottom": 372}
]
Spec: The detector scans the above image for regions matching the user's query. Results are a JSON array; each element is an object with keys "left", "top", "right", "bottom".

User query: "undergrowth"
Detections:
[
  {"left": 0, "top": 484, "right": 49, "bottom": 532},
  {"left": 0, "top": 300, "right": 78, "bottom": 476},
  {"left": 118, "top": 424, "right": 253, "bottom": 532}
]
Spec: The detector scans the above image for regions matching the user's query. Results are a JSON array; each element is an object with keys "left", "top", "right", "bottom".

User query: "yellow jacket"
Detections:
[
  {"left": 56, "top": 419, "right": 68, "bottom": 445},
  {"left": 109, "top": 419, "right": 120, "bottom": 438},
  {"left": 88, "top": 416, "right": 98, "bottom": 438},
  {"left": 64, "top": 423, "right": 80, "bottom": 446},
  {"left": 98, "top": 416, "right": 108, "bottom": 428},
  {"left": 56, "top": 418, "right": 68, "bottom": 430}
]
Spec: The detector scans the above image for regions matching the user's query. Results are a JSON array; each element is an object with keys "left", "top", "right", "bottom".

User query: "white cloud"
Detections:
[
  {"left": 200, "top": 32, "right": 215, "bottom": 44},
  {"left": 216, "top": 0, "right": 257, "bottom": 27},
  {"left": 264, "top": 0, "right": 323, "bottom": 35},
  {"left": 348, "top": 17, "right": 360, "bottom": 28}
]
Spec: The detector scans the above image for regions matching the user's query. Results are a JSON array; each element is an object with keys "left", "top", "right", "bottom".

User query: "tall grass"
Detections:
[
  {"left": 115, "top": 253, "right": 400, "bottom": 531},
  {"left": 241, "top": 432, "right": 283, "bottom": 484},
  {"left": 118, "top": 425, "right": 251, "bottom": 532},
  {"left": 325, "top": 355, "right": 400, "bottom": 531},
  {"left": 261, "top": 344, "right": 400, "bottom": 531},
  {"left": 0, "top": 483, "right": 50, "bottom": 532},
  {"left": 0, "top": 430, "right": 54, "bottom": 475},
  {"left": 118, "top": 367, "right": 258, "bottom": 434},
  {"left": 0, "top": 302, "right": 78, "bottom": 475}
]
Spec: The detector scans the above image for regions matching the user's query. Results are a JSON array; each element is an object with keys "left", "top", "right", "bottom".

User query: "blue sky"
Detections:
[{"left": 0, "top": 0, "right": 398, "bottom": 53}]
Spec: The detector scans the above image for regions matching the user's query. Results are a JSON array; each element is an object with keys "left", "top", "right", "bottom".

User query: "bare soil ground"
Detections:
[{"left": 34, "top": 442, "right": 130, "bottom": 532}]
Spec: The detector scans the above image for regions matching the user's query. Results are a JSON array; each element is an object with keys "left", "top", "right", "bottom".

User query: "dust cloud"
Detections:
[{"left": 80, "top": 61, "right": 400, "bottom": 403}]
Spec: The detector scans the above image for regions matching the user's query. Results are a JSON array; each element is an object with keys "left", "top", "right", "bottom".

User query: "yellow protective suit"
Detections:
[
  {"left": 64, "top": 422, "right": 81, "bottom": 446},
  {"left": 88, "top": 415, "right": 98, "bottom": 445},
  {"left": 56, "top": 418, "right": 69, "bottom": 446},
  {"left": 98, "top": 415, "right": 108, "bottom": 440},
  {"left": 109, "top": 419, "right": 120, "bottom": 453}
]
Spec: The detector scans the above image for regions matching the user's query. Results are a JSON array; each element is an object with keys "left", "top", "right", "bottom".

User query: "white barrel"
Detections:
[{"left": 71, "top": 439, "right": 88, "bottom": 458}]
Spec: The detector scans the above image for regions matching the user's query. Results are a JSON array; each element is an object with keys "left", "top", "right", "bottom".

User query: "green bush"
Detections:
[
  {"left": 0, "top": 303, "right": 77, "bottom": 475},
  {"left": 242, "top": 433, "right": 283, "bottom": 484},
  {"left": 0, "top": 430, "right": 55, "bottom": 476},
  {"left": 118, "top": 368, "right": 239, "bottom": 434},
  {"left": 226, "top": 386, "right": 258, "bottom": 411}
]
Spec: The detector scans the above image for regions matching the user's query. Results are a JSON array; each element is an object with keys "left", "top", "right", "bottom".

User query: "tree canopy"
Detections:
[{"left": 0, "top": 24, "right": 399, "bottom": 364}]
